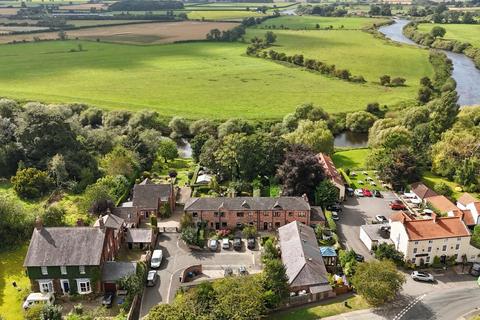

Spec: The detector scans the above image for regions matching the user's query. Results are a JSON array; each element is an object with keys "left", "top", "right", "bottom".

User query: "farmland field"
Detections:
[
  {"left": 187, "top": 10, "right": 266, "bottom": 20},
  {"left": 417, "top": 23, "right": 480, "bottom": 48},
  {"left": 256, "top": 15, "right": 390, "bottom": 30},
  {"left": 0, "top": 21, "right": 238, "bottom": 44},
  {"left": 0, "top": 40, "right": 419, "bottom": 119}
]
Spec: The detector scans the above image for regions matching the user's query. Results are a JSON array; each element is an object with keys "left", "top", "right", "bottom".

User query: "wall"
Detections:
[{"left": 359, "top": 227, "right": 373, "bottom": 251}]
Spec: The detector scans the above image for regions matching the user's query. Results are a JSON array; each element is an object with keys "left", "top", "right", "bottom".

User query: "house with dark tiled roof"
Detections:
[
  {"left": 278, "top": 221, "right": 333, "bottom": 299},
  {"left": 132, "top": 178, "right": 175, "bottom": 218},
  {"left": 184, "top": 196, "right": 313, "bottom": 231},
  {"left": 24, "top": 218, "right": 116, "bottom": 295},
  {"left": 94, "top": 214, "right": 126, "bottom": 254},
  {"left": 317, "top": 153, "right": 345, "bottom": 201}
]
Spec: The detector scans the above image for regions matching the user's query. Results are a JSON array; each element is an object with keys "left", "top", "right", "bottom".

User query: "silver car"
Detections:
[
  {"left": 147, "top": 270, "right": 159, "bottom": 287},
  {"left": 411, "top": 271, "right": 434, "bottom": 282}
]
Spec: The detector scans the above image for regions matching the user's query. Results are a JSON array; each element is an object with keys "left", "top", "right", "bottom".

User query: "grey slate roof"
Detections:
[
  {"left": 184, "top": 197, "right": 310, "bottom": 212},
  {"left": 102, "top": 261, "right": 137, "bottom": 282},
  {"left": 132, "top": 179, "right": 172, "bottom": 210},
  {"left": 310, "top": 206, "right": 326, "bottom": 223},
  {"left": 24, "top": 227, "right": 106, "bottom": 267},
  {"left": 94, "top": 214, "right": 125, "bottom": 230},
  {"left": 112, "top": 206, "right": 138, "bottom": 226},
  {"left": 278, "top": 221, "right": 331, "bottom": 290},
  {"left": 126, "top": 228, "right": 153, "bottom": 243}
]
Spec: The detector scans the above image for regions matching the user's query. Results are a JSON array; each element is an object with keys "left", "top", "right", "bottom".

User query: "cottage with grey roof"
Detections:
[{"left": 132, "top": 178, "right": 176, "bottom": 218}]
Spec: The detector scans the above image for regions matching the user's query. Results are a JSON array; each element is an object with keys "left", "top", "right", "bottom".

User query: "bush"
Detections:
[
  {"left": 391, "top": 77, "right": 406, "bottom": 87},
  {"left": 11, "top": 167, "right": 54, "bottom": 199},
  {"left": 325, "top": 211, "right": 337, "bottom": 232},
  {"left": 433, "top": 182, "right": 452, "bottom": 197}
]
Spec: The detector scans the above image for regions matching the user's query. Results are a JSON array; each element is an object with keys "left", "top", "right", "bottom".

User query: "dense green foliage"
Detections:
[
  {"left": 315, "top": 180, "right": 339, "bottom": 208},
  {"left": 0, "top": 194, "right": 34, "bottom": 248},
  {"left": 11, "top": 168, "right": 54, "bottom": 199}
]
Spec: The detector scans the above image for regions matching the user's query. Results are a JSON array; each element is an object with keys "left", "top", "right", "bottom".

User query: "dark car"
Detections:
[
  {"left": 327, "top": 204, "right": 343, "bottom": 212},
  {"left": 233, "top": 237, "right": 242, "bottom": 251},
  {"left": 355, "top": 253, "right": 365, "bottom": 262},
  {"left": 373, "top": 190, "right": 383, "bottom": 198},
  {"left": 390, "top": 200, "right": 406, "bottom": 210},
  {"left": 102, "top": 292, "right": 114, "bottom": 308},
  {"left": 247, "top": 237, "right": 256, "bottom": 250}
]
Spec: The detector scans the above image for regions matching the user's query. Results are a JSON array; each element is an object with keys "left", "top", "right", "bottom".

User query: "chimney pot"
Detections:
[
  {"left": 98, "top": 215, "right": 105, "bottom": 229},
  {"left": 35, "top": 216, "right": 43, "bottom": 230}
]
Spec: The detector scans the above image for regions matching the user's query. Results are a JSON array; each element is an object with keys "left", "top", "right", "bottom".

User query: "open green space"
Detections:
[
  {"left": 186, "top": 2, "right": 295, "bottom": 8},
  {"left": 421, "top": 171, "right": 479, "bottom": 200},
  {"left": 269, "top": 295, "right": 369, "bottom": 320},
  {"left": 67, "top": 20, "right": 152, "bottom": 27},
  {"left": 187, "top": 10, "right": 266, "bottom": 20},
  {"left": 247, "top": 27, "right": 434, "bottom": 85},
  {"left": 417, "top": 23, "right": 480, "bottom": 48},
  {"left": 0, "top": 245, "right": 30, "bottom": 320},
  {"left": 257, "top": 15, "right": 389, "bottom": 30},
  {"left": 152, "top": 157, "right": 195, "bottom": 186},
  {"left": 332, "top": 148, "right": 369, "bottom": 170},
  {"left": 0, "top": 40, "right": 419, "bottom": 119}
]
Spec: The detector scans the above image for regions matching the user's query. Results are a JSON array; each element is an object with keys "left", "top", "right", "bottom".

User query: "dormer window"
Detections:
[
  {"left": 79, "top": 265, "right": 85, "bottom": 274},
  {"left": 41, "top": 266, "right": 48, "bottom": 275}
]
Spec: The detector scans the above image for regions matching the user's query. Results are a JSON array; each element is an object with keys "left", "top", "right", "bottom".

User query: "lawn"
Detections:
[
  {"left": 417, "top": 23, "right": 480, "bottom": 48},
  {"left": 332, "top": 149, "right": 369, "bottom": 169},
  {"left": 257, "top": 15, "right": 390, "bottom": 30},
  {"left": 247, "top": 27, "right": 434, "bottom": 85},
  {"left": 0, "top": 245, "right": 30, "bottom": 320},
  {"left": 421, "top": 171, "right": 480, "bottom": 201},
  {"left": 152, "top": 158, "right": 195, "bottom": 187},
  {"left": 0, "top": 40, "right": 419, "bottom": 119},
  {"left": 269, "top": 295, "right": 369, "bottom": 320}
]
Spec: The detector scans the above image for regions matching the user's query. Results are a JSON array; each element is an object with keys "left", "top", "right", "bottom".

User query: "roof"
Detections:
[
  {"left": 278, "top": 221, "right": 331, "bottom": 290},
  {"left": 389, "top": 211, "right": 413, "bottom": 223},
  {"left": 401, "top": 216, "right": 471, "bottom": 241},
  {"left": 410, "top": 182, "right": 437, "bottom": 200},
  {"left": 94, "top": 214, "right": 124, "bottom": 230},
  {"left": 126, "top": 228, "right": 153, "bottom": 243},
  {"left": 426, "top": 195, "right": 458, "bottom": 213},
  {"left": 132, "top": 180, "right": 172, "bottom": 209},
  {"left": 184, "top": 197, "right": 310, "bottom": 212},
  {"left": 317, "top": 153, "right": 344, "bottom": 187},
  {"left": 310, "top": 206, "right": 326, "bottom": 223},
  {"left": 451, "top": 209, "right": 476, "bottom": 226},
  {"left": 320, "top": 246, "right": 337, "bottom": 257},
  {"left": 102, "top": 261, "right": 137, "bottom": 282},
  {"left": 24, "top": 227, "right": 106, "bottom": 267},
  {"left": 458, "top": 193, "right": 479, "bottom": 206},
  {"left": 360, "top": 224, "right": 394, "bottom": 244},
  {"left": 112, "top": 206, "right": 138, "bottom": 225}
]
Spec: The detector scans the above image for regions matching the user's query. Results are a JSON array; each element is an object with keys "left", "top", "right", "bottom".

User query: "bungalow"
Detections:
[
  {"left": 132, "top": 178, "right": 176, "bottom": 218},
  {"left": 24, "top": 218, "right": 115, "bottom": 295},
  {"left": 317, "top": 153, "right": 345, "bottom": 201},
  {"left": 278, "top": 221, "right": 334, "bottom": 300}
]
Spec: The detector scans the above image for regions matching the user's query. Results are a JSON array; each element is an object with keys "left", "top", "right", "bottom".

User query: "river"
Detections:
[{"left": 379, "top": 18, "right": 480, "bottom": 107}]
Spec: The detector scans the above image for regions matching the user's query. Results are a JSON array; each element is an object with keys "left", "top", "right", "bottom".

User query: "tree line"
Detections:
[{"left": 295, "top": 4, "right": 348, "bottom": 17}]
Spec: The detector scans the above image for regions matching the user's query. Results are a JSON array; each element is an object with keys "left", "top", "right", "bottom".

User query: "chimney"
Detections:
[
  {"left": 98, "top": 215, "right": 105, "bottom": 229},
  {"left": 35, "top": 216, "right": 43, "bottom": 231},
  {"left": 302, "top": 194, "right": 309, "bottom": 203},
  {"left": 76, "top": 219, "right": 84, "bottom": 227},
  {"left": 432, "top": 212, "right": 437, "bottom": 223}
]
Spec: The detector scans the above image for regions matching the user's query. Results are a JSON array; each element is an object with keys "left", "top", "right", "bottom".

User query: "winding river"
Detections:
[{"left": 379, "top": 19, "right": 480, "bottom": 107}]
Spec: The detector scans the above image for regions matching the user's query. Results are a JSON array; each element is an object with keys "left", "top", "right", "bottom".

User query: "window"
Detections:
[
  {"left": 444, "top": 239, "right": 448, "bottom": 243},
  {"left": 79, "top": 265, "right": 85, "bottom": 274},
  {"left": 237, "top": 212, "right": 244, "bottom": 217},
  {"left": 221, "top": 222, "right": 227, "bottom": 228},
  {"left": 263, "top": 212, "right": 269, "bottom": 217},
  {"left": 428, "top": 247, "right": 432, "bottom": 252},
  {"left": 414, "top": 241, "right": 419, "bottom": 245},
  {"left": 39, "top": 280, "right": 53, "bottom": 293},
  {"left": 412, "top": 258, "right": 416, "bottom": 264},
  {"left": 192, "top": 212, "right": 198, "bottom": 218},
  {"left": 275, "top": 222, "right": 281, "bottom": 228},
  {"left": 60, "top": 266, "right": 67, "bottom": 275},
  {"left": 288, "top": 212, "right": 294, "bottom": 217},
  {"left": 456, "top": 244, "right": 460, "bottom": 250},
  {"left": 214, "top": 212, "right": 218, "bottom": 217},
  {"left": 248, "top": 212, "right": 253, "bottom": 216},
  {"left": 426, "top": 256, "right": 430, "bottom": 263},
  {"left": 273, "top": 212, "right": 281, "bottom": 217},
  {"left": 41, "top": 266, "right": 48, "bottom": 275},
  {"left": 413, "top": 248, "right": 417, "bottom": 254},
  {"left": 220, "top": 212, "right": 225, "bottom": 217},
  {"left": 298, "top": 212, "right": 306, "bottom": 217},
  {"left": 77, "top": 279, "right": 91, "bottom": 294},
  {"left": 442, "top": 245, "right": 447, "bottom": 251},
  {"left": 428, "top": 240, "right": 433, "bottom": 244},
  {"left": 457, "top": 237, "right": 461, "bottom": 241}
]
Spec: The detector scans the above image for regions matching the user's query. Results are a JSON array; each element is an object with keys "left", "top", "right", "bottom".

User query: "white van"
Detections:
[
  {"left": 23, "top": 292, "right": 55, "bottom": 309},
  {"left": 151, "top": 249, "right": 163, "bottom": 269}
]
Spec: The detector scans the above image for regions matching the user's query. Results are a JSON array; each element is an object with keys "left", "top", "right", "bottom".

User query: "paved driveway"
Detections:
[
  {"left": 140, "top": 233, "right": 261, "bottom": 317},
  {"left": 336, "top": 191, "right": 399, "bottom": 259}
]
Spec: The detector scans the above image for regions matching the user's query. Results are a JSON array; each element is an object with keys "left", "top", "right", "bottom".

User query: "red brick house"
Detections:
[
  {"left": 184, "top": 196, "right": 322, "bottom": 231},
  {"left": 132, "top": 179, "right": 176, "bottom": 218}
]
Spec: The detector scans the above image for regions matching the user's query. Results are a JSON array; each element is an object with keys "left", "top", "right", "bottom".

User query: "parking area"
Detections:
[
  {"left": 335, "top": 191, "right": 399, "bottom": 259},
  {"left": 140, "top": 233, "right": 262, "bottom": 317}
]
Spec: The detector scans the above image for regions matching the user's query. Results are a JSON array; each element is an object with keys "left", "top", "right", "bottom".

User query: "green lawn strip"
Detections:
[
  {"left": 0, "top": 245, "right": 30, "bottom": 320},
  {"left": 268, "top": 295, "right": 369, "bottom": 320},
  {"left": 417, "top": 23, "right": 480, "bottom": 48},
  {"left": 421, "top": 171, "right": 480, "bottom": 201},
  {"left": 257, "top": 16, "right": 389, "bottom": 30},
  {"left": 332, "top": 148, "right": 369, "bottom": 170}
]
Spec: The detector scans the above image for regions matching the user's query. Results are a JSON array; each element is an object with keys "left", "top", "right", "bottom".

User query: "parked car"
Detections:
[
  {"left": 327, "top": 204, "right": 343, "bottom": 212},
  {"left": 346, "top": 188, "right": 355, "bottom": 196},
  {"left": 102, "top": 292, "right": 114, "bottom": 308},
  {"left": 222, "top": 238, "right": 230, "bottom": 249},
  {"left": 224, "top": 267, "right": 233, "bottom": 276},
  {"left": 354, "top": 189, "right": 364, "bottom": 197},
  {"left": 375, "top": 215, "right": 388, "bottom": 223},
  {"left": 331, "top": 211, "right": 339, "bottom": 221},
  {"left": 238, "top": 266, "right": 248, "bottom": 275},
  {"left": 150, "top": 249, "right": 163, "bottom": 269},
  {"left": 209, "top": 239, "right": 218, "bottom": 251},
  {"left": 471, "top": 263, "right": 480, "bottom": 276},
  {"left": 390, "top": 200, "right": 406, "bottom": 210},
  {"left": 355, "top": 253, "right": 365, "bottom": 262},
  {"left": 247, "top": 237, "right": 256, "bottom": 250},
  {"left": 147, "top": 270, "right": 159, "bottom": 287},
  {"left": 233, "top": 237, "right": 242, "bottom": 251},
  {"left": 22, "top": 293, "right": 55, "bottom": 310},
  {"left": 373, "top": 190, "right": 383, "bottom": 198},
  {"left": 322, "top": 229, "right": 333, "bottom": 241},
  {"left": 362, "top": 188, "right": 372, "bottom": 197},
  {"left": 411, "top": 271, "right": 434, "bottom": 282}
]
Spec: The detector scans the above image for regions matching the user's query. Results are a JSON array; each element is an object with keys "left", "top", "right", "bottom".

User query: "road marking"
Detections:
[{"left": 393, "top": 294, "right": 427, "bottom": 320}]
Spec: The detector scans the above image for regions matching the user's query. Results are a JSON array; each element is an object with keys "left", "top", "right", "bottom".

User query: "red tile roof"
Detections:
[
  {"left": 403, "top": 216, "right": 470, "bottom": 241},
  {"left": 390, "top": 211, "right": 413, "bottom": 223},
  {"left": 317, "top": 153, "right": 344, "bottom": 187},
  {"left": 426, "top": 195, "right": 458, "bottom": 213},
  {"left": 452, "top": 209, "right": 475, "bottom": 226},
  {"left": 458, "top": 193, "right": 480, "bottom": 206},
  {"left": 410, "top": 182, "right": 437, "bottom": 200}
]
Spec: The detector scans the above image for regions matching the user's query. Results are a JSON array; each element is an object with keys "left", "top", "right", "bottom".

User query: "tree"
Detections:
[
  {"left": 428, "top": 91, "right": 460, "bottom": 143},
  {"left": 264, "top": 31, "right": 277, "bottom": 44},
  {"left": 24, "top": 304, "right": 44, "bottom": 320},
  {"left": 276, "top": 145, "right": 324, "bottom": 200},
  {"left": 346, "top": 111, "right": 378, "bottom": 133},
  {"left": 101, "top": 146, "right": 139, "bottom": 179},
  {"left": 365, "top": 102, "right": 384, "bottom": 118},
  {"left": 169, "top": 116, "right": 190, "bottom": 139},
  {"left": 191, "top": 133, "right": 211, "bottom": 163},
  {"left": 338, "top": 249, "right": 357, "bottom": 277},
  {"left": 48, "top": 154, "right": 68, "bottom": 187},
  {"left": 283, "top": 120, "right": 334, "bottom": 154},
  {"left": 430, "top": 26, "right": 446, "bottom": 38},
  {"left": 262, "top": 238, "right": 279, "bottom": 262},
  {"left": 158, "top": 139, "right": 178, "bottom": 163},
  {"left": 262, "top": 259, "right": 289, "bottom": 308},
  {"left": 11, "top": 168, "right": 54, "bottom": 199},
  {"left": 379, "top": 75, "right": 391, "bottom": 86},
  {"left": 371, "top": 146, "right": 419, "bottom": 189},
  {"left": 217, "top": 118, "right": 253, "bottom": 138},
  {"left": 42, "top": 205, "right": 66, "bottom": 227},
  {"left": 471, "top": 225, "right": 480, "bottom": 249},
  {"left": 189, "top": 119, "right": 217, "bottom": 136},
  {"left": 352, "top": 260, "right": 405, "bottom": 306},
  {"left": 0, "top": 194, "right": 33, "bottom": 249},
  {"left": 180, "top": 213, "right": 193, "bottom": 230},
  {"left": 40, "top": 304, "right": 63, "bottom": 320},
  {"left": 315, "top": 180, "right": 339, "bottom": 208},
  {"left": 181, "top": 226, "right": 197, "bottom": 245},
  {"left": 80, "top": 181, "right": 114, "bottom": 214},
  {"left": 374, "top": 243, "right": 404, "bottom": 264},
  {"left": 433, "top": 182, "right": 453, "bottom": 197},
  {"left": 242, "top": 225, "right": 257, "bottom": 238}
]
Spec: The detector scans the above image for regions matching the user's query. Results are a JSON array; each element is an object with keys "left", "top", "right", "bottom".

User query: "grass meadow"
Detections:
[
  {"left": 417, "top": 23, "right": 480, "bottom": 47},
  {"left": 187, "top": 10, "right": 266, "bottom": 20},
  {"left": 332, "top": 149, "right": 369, "bottom": 169},
  {"left": 257, "top": 15, "right": 389, "bottom": 30},
  {"left": 0, "top": 40, "right": 419, "bottom": 119}
]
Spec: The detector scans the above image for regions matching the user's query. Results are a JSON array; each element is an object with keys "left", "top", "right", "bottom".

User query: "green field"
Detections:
[
  {"left": 67, "top": 20, "right": 152, "bottom": 27},
  {"left": 247, "top": 28, "right": 433, "bottom": 85},
  {"left": 0, "top": 40, "right": 421, "bottom": 119},
  {"left": 417, "top": 23, "right": 480, "bottom": 48},
  {"left": 332, "top": 149, "right": 369, "bottom": 169},
  {"left": 187, "top": 10, "right": 266, "bottom": 20},
  {"left": 257, "top": 15, "right": 389, "bottom": 30}
]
